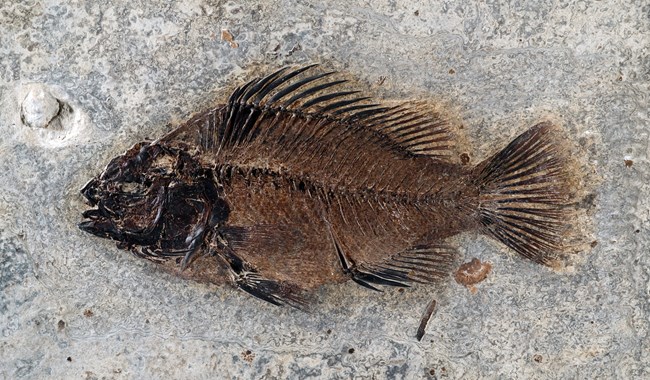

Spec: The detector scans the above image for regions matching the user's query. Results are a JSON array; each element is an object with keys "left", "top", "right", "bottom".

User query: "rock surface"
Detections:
[{"left": 1, "top": 0, "right": 648, "bottom": 378}]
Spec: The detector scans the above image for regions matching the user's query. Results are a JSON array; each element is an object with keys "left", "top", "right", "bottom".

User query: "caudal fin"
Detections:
[{"left": 473, "top": 122, "right": 578, "bottom": 266}]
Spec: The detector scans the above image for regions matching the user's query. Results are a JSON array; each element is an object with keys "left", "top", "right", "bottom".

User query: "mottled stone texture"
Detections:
[{"left": 1, "top": 0, "right": 648, "bottom": 378}]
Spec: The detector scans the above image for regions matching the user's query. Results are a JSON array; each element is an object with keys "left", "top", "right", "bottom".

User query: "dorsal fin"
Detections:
[{"left": 215, "top": 65, "right": 454, "bottom": 158}]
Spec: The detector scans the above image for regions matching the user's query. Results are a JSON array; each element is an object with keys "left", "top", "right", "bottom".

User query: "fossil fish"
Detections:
[{"left": 79, "top": 65, "right": 579, "bottom": 308}]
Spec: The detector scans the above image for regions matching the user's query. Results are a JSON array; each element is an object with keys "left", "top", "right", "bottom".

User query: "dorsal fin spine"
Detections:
[
  {"left": 241, "top": 67, "right": 287, "bottom": 105},
  {"left": 270, "top": 72, "right": 335, "bottom": 105},
  {"left": 316, "top": 96, "right": 369, "bottom": 113},
  {"left": 299, "top": 86, "right": 354, "bottom": 109},
  {"left": 332, "top": 103, "right": 382, "bottom": 116},
  {"left": 252, "top": 67, "right": 295, "bottom": 104}
]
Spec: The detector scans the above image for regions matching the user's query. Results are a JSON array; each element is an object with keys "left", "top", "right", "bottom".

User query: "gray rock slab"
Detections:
[{"left": 1, "top": 0, "right": 648, "bottom": 378}]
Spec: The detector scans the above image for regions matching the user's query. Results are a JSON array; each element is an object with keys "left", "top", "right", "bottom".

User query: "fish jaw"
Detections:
[{"left": 78, "top": 209, "right": 124, "bottom": 241}]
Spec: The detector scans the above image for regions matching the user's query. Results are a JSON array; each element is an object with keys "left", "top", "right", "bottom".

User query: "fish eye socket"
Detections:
[
  {"left": 148, "top": 166, "right": 168, "bottom": 175},
  {"left": 120, "top": 181, "right": 146, "bottom": 193},
  {"left": 148, "top": 154, "right": 176, "bottom": 173}
]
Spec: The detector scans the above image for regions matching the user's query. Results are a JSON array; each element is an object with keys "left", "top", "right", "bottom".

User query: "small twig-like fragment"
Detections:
[{"left": 416, "top": 298, "right": 437, "bottom": 341}]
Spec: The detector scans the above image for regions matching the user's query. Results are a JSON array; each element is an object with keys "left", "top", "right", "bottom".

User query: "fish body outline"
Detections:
[{"left": 80, "top": 66, "right": 579, "bottom": 308}]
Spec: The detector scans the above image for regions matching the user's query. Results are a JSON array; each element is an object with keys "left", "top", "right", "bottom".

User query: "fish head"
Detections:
[{"left": 79, "top": 141, "right": 229, "bottom": 256}]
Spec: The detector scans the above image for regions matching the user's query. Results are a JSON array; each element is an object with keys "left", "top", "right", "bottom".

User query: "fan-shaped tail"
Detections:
[{"left": 473, "top": 122, "right": 581, "bottom": 267}]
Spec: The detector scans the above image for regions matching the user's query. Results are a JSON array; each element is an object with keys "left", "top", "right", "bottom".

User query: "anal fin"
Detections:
[
  {"left": 328, "top": 225, "right": 396, "bottom": 291},
  {"left": 359, "top": 244, "right": 456, "bottom": 285},
  {"left": 329, "top": 224, "right": 455, "bottom": 289}
]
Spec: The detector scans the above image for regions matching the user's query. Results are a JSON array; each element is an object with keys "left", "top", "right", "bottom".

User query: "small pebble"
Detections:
[{"left": 21, "top": 87, "right": 60, "bottom": 128}]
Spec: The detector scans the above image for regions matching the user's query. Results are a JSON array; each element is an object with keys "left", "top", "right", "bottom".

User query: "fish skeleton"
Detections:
[{"left": 79, "top": 65, "right": 579, "bottom": 308}]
